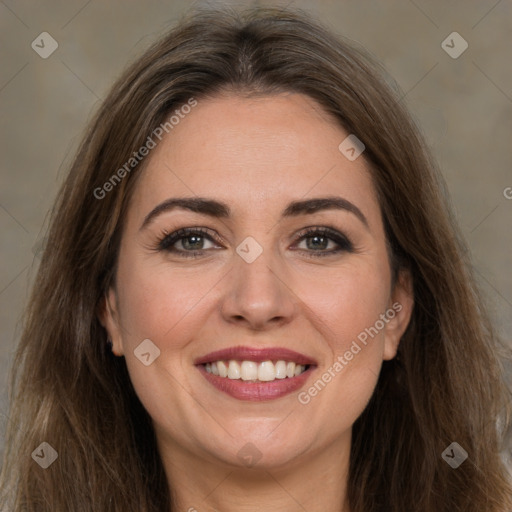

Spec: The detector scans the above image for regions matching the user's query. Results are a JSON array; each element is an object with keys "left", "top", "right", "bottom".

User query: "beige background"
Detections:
[{"left": 1, "top": 0, "right": 511, "bottom": 457}]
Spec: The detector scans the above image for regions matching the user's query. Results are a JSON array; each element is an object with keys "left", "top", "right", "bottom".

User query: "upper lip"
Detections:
[{"left": 194, "top": 346, "right": 317, "bottom": 366}]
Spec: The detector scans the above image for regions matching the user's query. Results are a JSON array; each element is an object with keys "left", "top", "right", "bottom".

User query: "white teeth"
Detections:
[
  {"left": 258, "top": 361, "right": 275, "bottom": 381},
  {"left": 227, "top": 360, "right": 241, "bottom": 379},
  {"left": 241, "top": 361, "right": 258, "bottom": 380},
  {"left": 204, "top": 359, "right": 308, "bottom": 382},
  {"left": 275, "top": 360, "right": 287, "bottom": 379},
  {"left": 217, "top": 360, "right": 228, "bottom": 378}
]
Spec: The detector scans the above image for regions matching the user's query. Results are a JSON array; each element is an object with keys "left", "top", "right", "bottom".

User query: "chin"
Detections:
[{"left": 201, "top": 428, "right": 314, "bottom": 471}]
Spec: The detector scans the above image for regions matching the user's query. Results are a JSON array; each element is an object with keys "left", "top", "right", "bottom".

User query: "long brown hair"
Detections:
[{"left": 1, "top": 5, "right": 511, "bottom": 511}]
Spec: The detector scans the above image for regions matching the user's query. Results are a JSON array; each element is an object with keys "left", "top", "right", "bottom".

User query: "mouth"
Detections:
[
  {"left": 194, "top": 346, "right": 317, "bottom": 401},
  {"left": 203, "top": 359, "right": 310, "bottom": 381}
]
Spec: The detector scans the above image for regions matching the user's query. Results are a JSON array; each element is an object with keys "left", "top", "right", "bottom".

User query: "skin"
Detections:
[{"left": 100, "top": 92, "right": 414, "bottom": 512}]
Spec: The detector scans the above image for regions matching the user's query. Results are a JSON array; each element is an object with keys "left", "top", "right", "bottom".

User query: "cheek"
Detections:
[
  {"left": 115, "top": 256, "right": 209, "bottom": 348},
  {"left": 302, "top": 263, "right": 390, "bottom": 422},
  {"left": 113, "top": 259, "right": 208, "bottom": 432},
  {"left": 304, "top": 257, "right": 391, "bottom": 353}
]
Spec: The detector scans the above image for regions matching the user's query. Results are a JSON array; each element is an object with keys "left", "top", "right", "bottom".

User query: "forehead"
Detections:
[{"left": 129, "top": 92, "right": 380, "bottom": 227}]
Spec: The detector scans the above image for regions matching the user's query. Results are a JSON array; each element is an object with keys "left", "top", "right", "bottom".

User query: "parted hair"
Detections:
[{"left": 1, "top": 5, "right": 511, "bottom": 511}]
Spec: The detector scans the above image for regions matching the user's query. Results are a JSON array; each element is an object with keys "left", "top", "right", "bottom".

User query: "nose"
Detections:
[{"left": 219, "top": 244, "right": 296, "bottom": 331}]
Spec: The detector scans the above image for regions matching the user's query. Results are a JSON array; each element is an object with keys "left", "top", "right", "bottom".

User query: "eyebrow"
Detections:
[{"left": 140, "top": 195, "right": 369, "bottom": 231}]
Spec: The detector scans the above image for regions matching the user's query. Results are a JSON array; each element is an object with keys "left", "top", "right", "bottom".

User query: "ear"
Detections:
[
  {"left": 383, "top": 269, "right": 414, "bottom": 361},
  {"left": 97, "top": 287, "right": 125, "bottom": 357}
]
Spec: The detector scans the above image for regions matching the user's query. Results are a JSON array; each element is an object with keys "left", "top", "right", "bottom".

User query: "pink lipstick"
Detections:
[{"left": 195, "top": 346, "right": 317, "bottom": 401}]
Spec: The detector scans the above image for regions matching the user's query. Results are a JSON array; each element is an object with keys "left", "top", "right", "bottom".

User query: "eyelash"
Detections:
[{"left": 155, "top": 226, "right": 354, "bottom": 259}]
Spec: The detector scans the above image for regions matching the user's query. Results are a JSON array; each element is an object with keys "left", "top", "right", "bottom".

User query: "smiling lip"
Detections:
[
  {"left": 194, "top": 346, "right": 317, "bottom": 366},
  {"left": 194, "top": 346, "right": 317, "bottom": 401}
]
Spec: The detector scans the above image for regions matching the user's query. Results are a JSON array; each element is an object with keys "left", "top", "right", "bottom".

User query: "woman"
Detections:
[{"left": 1, "top": 5, "right": 511, "bottom": 511}]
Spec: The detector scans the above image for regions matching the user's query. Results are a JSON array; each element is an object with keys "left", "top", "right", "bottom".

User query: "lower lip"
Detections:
[{"left": 197, "top": 365, "right": 315, "bottom": 401}]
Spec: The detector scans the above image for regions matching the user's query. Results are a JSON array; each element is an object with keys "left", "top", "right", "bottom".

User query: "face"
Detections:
[{"left": 101, "top": 92, "right": 413, "bottom": 471}]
